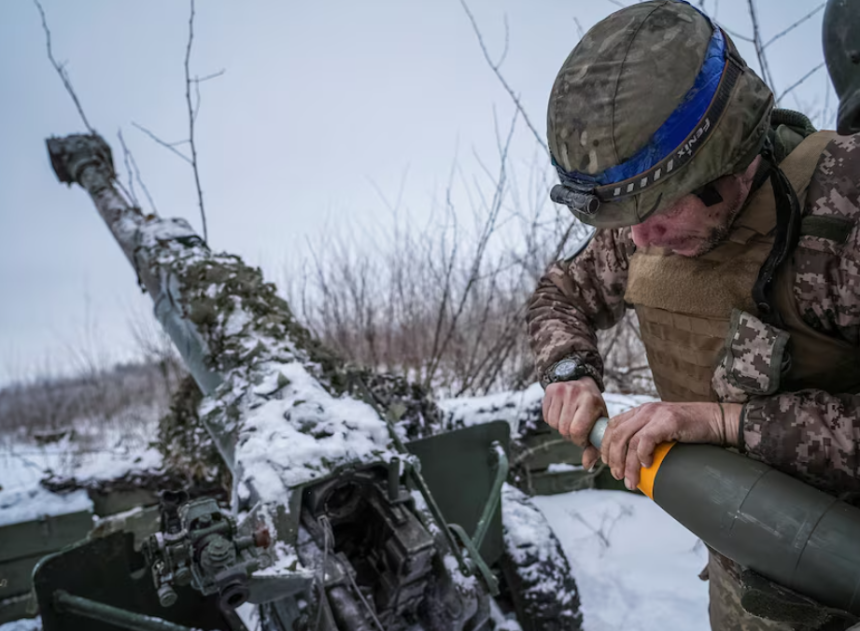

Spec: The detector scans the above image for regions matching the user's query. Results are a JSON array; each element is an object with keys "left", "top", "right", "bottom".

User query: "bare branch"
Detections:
[
  {"left": 496, "top": 15, "right": 510, "bottom": 68},
  {"left": 777, "top": 62, "right": 826, "bottom": 104},
  {"left": 573, "top": 17, "right": 585, "bottom": 40},
  {"left": 131, "top": 122, "right": 193, "bottom": 165},
  {"left": 117, "top": 130, "right": 139, "bottom": 206},
  {"left": 192, "top": 70, "right": 226, "bottom": 124},
  {"left": 185, "top": 0, "right": 209, "bottom": 243},
  {"left": 763, "top": 4, "right": 824, "bottom": 50},
  {"left": 117, "top": 130, "right": 158, "bottom": 214},
  {"left": 718, "top": 23, "right": 755, "bottom": 43},
  {"left": 460, "top": 0, "right": 549, "bottom": 156},
  {"left": 33, "top": 0, "right": 94, "bottom": 133},
  {"left": 196, "top": 69, "right": 226, "bottom": 84},
  {"left": 746, "top": 0, "right": 777, "bottom": 89},
  {"left": 607, "top": 0, "right": 627, "bottom": 7}
]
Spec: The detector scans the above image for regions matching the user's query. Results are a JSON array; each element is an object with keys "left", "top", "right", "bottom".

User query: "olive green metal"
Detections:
[
  {"left": 387, "top": 456, "right": 401, "bottom": 502},
  {"left": 589, "top": 417, "right": 860, "bottom": 616},
  {"left": 656, "top": 444, "right": 860, "bottom": 616},
  {"left": 406, "top": 421, "right": 511, "bottom": 566},
  {"left": 449, "top": 524, "right": 500, "bottom": 597},
  {"left": 471, "top": 441, "right": 508, "bottom": 553},
  {"left": 52, "top": 591, "right": 205, "bottom": 631},
  {"left": 34, "top": 532, "right": 235, "bottom": 631},
  {"left": 823, "top": 0, "right": 860, "bottom": 134},
  {"left": 354, "top": 377, "right": 471, "bottom": 575}
]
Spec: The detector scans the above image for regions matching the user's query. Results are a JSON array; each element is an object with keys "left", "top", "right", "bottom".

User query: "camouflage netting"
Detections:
[
  {"left": 157, "top": 374, "right": 229, "bottom": 489},
  {"left": 153, "top": 247, "right": 446, "bottom": 491},
  {"left": 179, "top": 255, "right": 340, "bottom": 379},
  {"left": 158, "top": 362, "right": 445, "bottom": 488}
]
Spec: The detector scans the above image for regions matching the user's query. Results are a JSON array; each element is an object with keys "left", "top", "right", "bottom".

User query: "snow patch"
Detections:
[
  {"left": 0, "top": 619, "right": 41, "bottom": 631},
  {"left": 440, "top": 385, "right": 657, "bottom": 440},
  {"left": 547, "top": 463, "right": 584, "bottom": 473},
  {"left": 439, "top": 383, "right": 545, "bottom": 436},
  {"left": 0, "top": 486, "right": 92, "bottom": 526},
  {"left": 532, "top": 489, "right": 709, "bottom": 631},
  {"left": 235, "top": 362, "right": 394, "bottom": 496},
  {"left": 443, "top": 553, "right": 476, "bottom": 590}
]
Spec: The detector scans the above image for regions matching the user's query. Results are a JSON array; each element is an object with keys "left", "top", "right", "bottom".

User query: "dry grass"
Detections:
[{"left": 284, "top": 119, "right": 651, "bottom": 398}]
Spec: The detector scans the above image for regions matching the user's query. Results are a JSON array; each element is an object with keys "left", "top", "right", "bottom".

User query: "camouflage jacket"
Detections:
[{"left": 527, "top": 133, "right": 860, "bottom": 497}]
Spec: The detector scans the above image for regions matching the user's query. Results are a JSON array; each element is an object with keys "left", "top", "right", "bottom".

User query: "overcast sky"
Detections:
[{"left": 0, "top": 0, "right": 834, "bottom": 385}]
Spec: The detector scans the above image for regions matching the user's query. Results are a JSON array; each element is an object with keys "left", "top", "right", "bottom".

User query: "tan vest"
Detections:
[{"left": 625, "top": 132, "right": 860, "bottom": 403}]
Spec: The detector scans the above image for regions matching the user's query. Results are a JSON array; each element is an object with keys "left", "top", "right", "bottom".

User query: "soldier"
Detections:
[{"left": 528, "top": 0, "right": 860, "bottom": 629}]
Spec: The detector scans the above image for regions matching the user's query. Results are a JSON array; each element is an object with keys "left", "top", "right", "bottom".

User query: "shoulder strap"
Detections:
[
  {"left": 777, "top": 131, "right": 837, "bottom": 205},
  {"left": 729, "top": 131, "right": 837, "bottom": 245},
  {"left": 752, "top": 131, "right": 837, "bottom": 325}
]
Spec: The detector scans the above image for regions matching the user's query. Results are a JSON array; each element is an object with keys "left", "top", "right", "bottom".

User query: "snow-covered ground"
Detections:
[
  {"left": 0, "top": 389, "right": 710, "bottom": 631},
  {"left": 534, "top": 491, "right": 709, "bottom": 631},
  {"left": 0, "top": 404, "right": 162, "bottom": 526}
]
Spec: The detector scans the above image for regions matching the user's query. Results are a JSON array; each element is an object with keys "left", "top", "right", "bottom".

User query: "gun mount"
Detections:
[{"left": 31, "top": 132, "right": 583, "bottom": 631}]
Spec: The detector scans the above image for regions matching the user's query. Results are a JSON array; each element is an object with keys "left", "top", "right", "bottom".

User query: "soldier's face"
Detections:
[{"left": 630, "top": 156, "right": 762, "bottom": 257}]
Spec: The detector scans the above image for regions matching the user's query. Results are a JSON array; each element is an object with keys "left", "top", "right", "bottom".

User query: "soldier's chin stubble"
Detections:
[{"left": 690, "top": 194, "right": 746, "bottom": 258}]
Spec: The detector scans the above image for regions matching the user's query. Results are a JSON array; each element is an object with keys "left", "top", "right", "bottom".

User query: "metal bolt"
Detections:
[
  {"left": 174, "top": 566, "right": 192, "bottom": 586},
  {"left": 157, "top": 583, "right": 178, "bottom": 608}
]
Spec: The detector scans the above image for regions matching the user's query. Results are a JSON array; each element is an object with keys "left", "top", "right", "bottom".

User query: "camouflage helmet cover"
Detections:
[
  {"left": 823, "top": 0, "right": 860, "bottom": 135},
  {"left": 547, "top": 0, "right": 774, "bottom": 228}
]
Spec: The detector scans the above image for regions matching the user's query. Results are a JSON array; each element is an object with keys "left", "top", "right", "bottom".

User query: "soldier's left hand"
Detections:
[{"left": 601, "top": 401, "right": 742, "bottom": 491}]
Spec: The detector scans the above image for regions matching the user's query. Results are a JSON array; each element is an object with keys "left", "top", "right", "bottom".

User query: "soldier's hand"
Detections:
[
  {"left": 601, "top": 401, "right": 742, "bottom": 491},
  {"left": 542, "top": 377, "right": 607, "bottom": 472}
]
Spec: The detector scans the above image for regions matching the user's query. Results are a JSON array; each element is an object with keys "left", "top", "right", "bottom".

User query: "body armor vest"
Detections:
[{"left": 625, "top": 132, "right": 860, "bottom": 403}]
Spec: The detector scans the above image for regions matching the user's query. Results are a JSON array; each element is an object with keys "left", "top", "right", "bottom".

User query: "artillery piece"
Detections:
[{"left": 30, "top": 133, "right": 583, "bottom": 631}]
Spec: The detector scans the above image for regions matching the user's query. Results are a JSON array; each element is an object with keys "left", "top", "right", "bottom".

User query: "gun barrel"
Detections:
[{"left": 46, "top": 134, "right": 222, "bottom": 396}]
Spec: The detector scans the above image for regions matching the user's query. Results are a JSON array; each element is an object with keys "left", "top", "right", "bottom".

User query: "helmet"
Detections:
[
  {"left": 547, "top": 0, "right": 773, "bottom": 228},
  {"left": 823, "top": 0, "right": 860, "bottom": 135}
]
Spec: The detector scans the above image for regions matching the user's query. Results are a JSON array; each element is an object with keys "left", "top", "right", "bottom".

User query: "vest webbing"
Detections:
[{"left": 624, "top": 131, "right": 860, "bottom": 403}]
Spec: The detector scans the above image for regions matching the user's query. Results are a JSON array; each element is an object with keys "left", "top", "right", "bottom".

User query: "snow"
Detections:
[
  {"left": 443, "top": 553, "right": 477, "bottom": 590},
  {"left": 0, "top": 388, "right": 712, "bottom": 631},
  {"left": 235, "top": 361, "right": 394, "bottom": 496},
  {"left": 602, "top": 392, "right": 660, "bottom": 418},
  {"left": 0, "top": 404, "right": 163, "bottom": 526},
  {"left": 547, "top": 463, "right": 583, "bottom": 473},
  {"left": 0, "top": 486, "right": 91, "bottom": 527},
  {"left": 440, "top": 385, "right": 658, "bottom": 439},
  {"left": 440, "top": 383, "right": 545, "bottom": 435},
  {"left": 501, "top": 484, "right": 581, "bottom": 618},
  {"left": 532, "top": 490, "right": 710, "bottom": 631},
  {"left": 0, "top": 621, "right": 40, "bottom": 631}
]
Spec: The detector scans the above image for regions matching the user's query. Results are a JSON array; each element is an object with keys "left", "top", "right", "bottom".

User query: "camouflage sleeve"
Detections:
[
  {"left": 526, "top": 227, "right": 634, "bottom": 389},
  {"left": 742, "top": 392, "right": 860, "bottom": 496},
  {"left": 741, "top": 133, "right": 860, "bottom": 497}
]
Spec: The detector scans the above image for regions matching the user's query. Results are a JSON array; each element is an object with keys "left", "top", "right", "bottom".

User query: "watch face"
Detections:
[{"left": 552, "top": 359, "right": 579, "bottom": 379}]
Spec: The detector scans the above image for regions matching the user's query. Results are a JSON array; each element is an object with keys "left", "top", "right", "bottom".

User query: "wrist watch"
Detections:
[{"left": 541, "top": 357, "right": 603, "bottom": 390}]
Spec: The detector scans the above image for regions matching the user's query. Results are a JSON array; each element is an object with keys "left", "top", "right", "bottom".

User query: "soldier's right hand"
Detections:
[{"left": 542, "top": 377, "right": 607, "bottom": 471}]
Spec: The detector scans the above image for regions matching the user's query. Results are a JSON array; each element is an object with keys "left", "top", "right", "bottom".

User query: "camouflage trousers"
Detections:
[
  {"left": 707, "top": 551, "right": 858, "bottom": 631},
  {"left": 708, "top": 551, "right": 792, "bottom": 631}
]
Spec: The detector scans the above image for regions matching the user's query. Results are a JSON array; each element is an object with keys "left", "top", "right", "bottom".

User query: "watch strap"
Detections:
[{"left": 541, "top": 357, "right": 605, "bottom": 391}]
